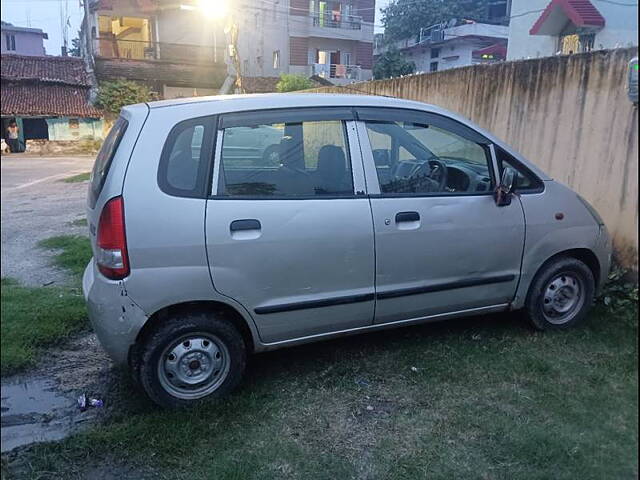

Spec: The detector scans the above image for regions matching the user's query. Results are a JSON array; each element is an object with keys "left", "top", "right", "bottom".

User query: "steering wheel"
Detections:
[
  {"left": 408, "top": 158, "right": 448, "bottom": 191},
  {"left": 427, "top": 159, "right": 448, "bottom": 191}
]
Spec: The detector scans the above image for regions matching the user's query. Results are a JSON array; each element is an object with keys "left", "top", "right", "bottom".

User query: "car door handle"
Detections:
[
  {"left": 395, "top": 211, "right": 420, "bottom": 223},
  {"left": 230, "top": 219, "right": 261, "bottom": 231}
]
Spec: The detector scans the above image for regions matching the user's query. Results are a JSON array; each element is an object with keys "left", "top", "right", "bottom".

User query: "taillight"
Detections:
[{"left": 96, "top": 196, "right": 129, "bottom": 280}]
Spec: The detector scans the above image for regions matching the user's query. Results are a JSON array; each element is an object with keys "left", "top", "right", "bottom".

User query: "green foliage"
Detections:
[
  {"left": 1, "top": 278, "right": 87, "bottom": 376},
  {"left": 373, "top": 47, "right": 416, "bottom": 80},
  {"left": 598, "top": 263, "right": 638, "bottom": 312},
  {"left": 276, "top": 74, "right": 315, "bottom": 92},
  {"left": 96, "top": 79, "right": 155, "bottom": 114},
  {"left": 68, "top": 35, "right": 81, "bottom": 57},
  {"left": 381, "top": 0, "right": 491, "bottom": 42}
]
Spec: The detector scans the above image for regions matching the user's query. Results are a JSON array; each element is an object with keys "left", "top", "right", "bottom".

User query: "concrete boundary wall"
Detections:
[{"left": 308, "top": 48, "right": 639, "bottom": 269}]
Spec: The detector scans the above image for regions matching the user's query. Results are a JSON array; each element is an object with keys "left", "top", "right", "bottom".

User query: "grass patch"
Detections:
[
  {"left": 0, "top": 235, "right": 92, "bottom": 375},
  {"left": 38, "top": 235, "right": 92, "bottom": 279},
  {"left": 69, "top": 218, "right": 88, "bottom": 227},
  {"left": 61, "top": 172, "right": 90, "bottom": 183},
  {"left": 0, "top": 278, "right": 87, "bottom": 376},
  {"left": 4, "top": 305, "right": 637, "bottom": 479}
]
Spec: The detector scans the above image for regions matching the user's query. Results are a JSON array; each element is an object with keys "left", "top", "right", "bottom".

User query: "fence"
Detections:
[{"left": 308, "top": 48, "right": 639, "bottom": 270}]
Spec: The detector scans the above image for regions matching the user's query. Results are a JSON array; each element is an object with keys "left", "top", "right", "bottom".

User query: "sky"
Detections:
[
  {"left": 0, "top": 0, "right": 389, "bottom": 55},
  {"left": 1, "top": 0, "right": 84, "bottom": 55}
]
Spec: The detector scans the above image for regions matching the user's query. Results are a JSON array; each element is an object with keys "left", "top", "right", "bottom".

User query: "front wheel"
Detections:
[
  {"left": 525, "top": 257, "right": 595, "bottom": 330},
  {"left": 138, "top": 312, "right": 246, "bottom": 408}
]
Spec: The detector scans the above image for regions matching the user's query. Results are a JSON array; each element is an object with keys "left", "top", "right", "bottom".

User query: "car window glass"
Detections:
[
  {"left": 495, "top": 146, "right": 539, "bottom": 191},
  {"left": 90, "top": 116, "right": 127, "bottom": 207},
  {"left": 219, "top": 120, "right": 353, "bottom": 197},
  {"left": 364, "top": 121, "right": 492, "bottom": 195},
  {"left": 166, "top": 123, "right": 205, "bottom": 191}
]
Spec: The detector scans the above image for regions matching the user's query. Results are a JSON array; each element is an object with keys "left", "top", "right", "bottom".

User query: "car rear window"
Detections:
[
  {"left": 157, "top": 116, "right": 216, "bottom": 198},
  {"left": 89, "top": 116, "right": 128, "bottom": 208}
]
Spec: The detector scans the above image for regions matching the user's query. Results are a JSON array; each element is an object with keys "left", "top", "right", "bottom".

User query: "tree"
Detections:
[
  {"left": 96, "top": 79, "right": 155, "bottom": 115},
  {"left": 68, "top": 36, "right": 81, "bottom": 57},
  {"left": 381, "top": 0, "right": 491, "bottom": 42},
  {"left": 276, "top": 74, "right": 315, "bottom": 92},
  {"left": 373, "top": 47, "right": 415, "bottom": 80}
]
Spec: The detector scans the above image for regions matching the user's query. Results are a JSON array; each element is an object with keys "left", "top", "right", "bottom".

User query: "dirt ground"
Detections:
[
  {"left": 1, "top": 154, "right": 116, "bottom": 455},
  {"left": 1, "top": 155, "right": 94, "bottom": 286}
]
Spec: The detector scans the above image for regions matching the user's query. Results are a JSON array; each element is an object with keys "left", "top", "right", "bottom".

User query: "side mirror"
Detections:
[{"left": 494, "top": 168, "right": 516, "bottom": 206}]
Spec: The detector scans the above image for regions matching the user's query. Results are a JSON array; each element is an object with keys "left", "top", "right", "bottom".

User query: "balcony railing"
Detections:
[
  {"left": 94, "top": 38, "right": 225, "bottom": 64},
  {"left": 313, "top": 63, "right": 361, "bottom": 80},
  {"left": 312, "top": 12, "right": 362, "bottom": 30}
]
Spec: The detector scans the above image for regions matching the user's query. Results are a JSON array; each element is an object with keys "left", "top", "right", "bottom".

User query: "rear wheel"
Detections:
[
  {"left": 525, "top": 257, "right": 595, "bottom": 330},
  {"left": 138, "top": 312, "right": 246, "bottom": 408}
]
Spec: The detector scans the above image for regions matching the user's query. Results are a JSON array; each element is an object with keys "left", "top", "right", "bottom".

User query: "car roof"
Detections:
[{"left": 145, "top": 93, "right": 439, "bottom": 114}]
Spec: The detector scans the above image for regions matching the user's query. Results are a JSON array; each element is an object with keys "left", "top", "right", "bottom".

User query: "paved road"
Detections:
[{"left": 1, "top": 155, "right": 95, "bottom": 285}]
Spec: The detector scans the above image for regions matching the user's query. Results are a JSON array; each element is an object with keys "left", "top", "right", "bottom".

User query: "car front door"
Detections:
[
  {"left": 205, "top": 108, "right": 375, "bottom": 343},
  {"left": 356, "top": 108, "right": 525, "bottom": 324}
]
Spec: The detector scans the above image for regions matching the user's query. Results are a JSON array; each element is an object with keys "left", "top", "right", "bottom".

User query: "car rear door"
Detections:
[
  {"left": 205, "top": 108, "right": 375, "bottom": 343},
  {"left": 355, "top": 108, "right": 525, "bottom": 324}
]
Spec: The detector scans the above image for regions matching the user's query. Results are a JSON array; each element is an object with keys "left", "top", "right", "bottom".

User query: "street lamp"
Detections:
[
  {"left": 180, "top": 0, "right": 242, "bottom": 93},
  {"left": 198, "top": 0, "right": 229, "bottom": 19}
]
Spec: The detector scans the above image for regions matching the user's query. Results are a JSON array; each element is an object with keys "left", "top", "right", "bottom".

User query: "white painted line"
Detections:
[{"left": 1, "top": 170, "right": 89, "bottom": 193}]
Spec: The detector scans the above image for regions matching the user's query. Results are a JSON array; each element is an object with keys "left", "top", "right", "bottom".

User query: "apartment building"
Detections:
[
  {"left": 373, "top": 0, "right": 511, "bottom": 75},
  {"left": 82, "top": 0, "right": 228, "bottom": 98},
  {"left": 1, "top": 22, "right": 48, "bottom": 56},
  {"left": 82, "top": 0, "right": 374, "bottom": 98},
  {"left": 236, "top": 0, "right": 375, "bottom": 84}
]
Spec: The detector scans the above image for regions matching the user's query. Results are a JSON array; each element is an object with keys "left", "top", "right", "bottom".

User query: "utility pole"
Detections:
[
  {"left": 59, "top": 0, "right": 69, "bottom": 55},
  {"left": 219, "top": 15, "right": 244, "bottom": 94},
  {"left": 82, "top": 0, "right": 93, "bottom": 61}
]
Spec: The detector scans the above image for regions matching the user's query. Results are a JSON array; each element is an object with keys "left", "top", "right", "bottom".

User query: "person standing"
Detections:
[{"left": 6, "top": 121, "right": 20, "bottom": 153}]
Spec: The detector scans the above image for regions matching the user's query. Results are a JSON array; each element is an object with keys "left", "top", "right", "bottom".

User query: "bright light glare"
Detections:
[{"left": 198, "top": 0, "right": 229, "bottom": 19}]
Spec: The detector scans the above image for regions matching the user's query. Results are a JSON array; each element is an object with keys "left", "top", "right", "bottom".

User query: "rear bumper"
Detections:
[{"left": 82, "top": 259, "right": 148, "bottom": 365}]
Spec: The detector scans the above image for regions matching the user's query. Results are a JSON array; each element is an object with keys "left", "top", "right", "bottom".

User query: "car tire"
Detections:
[
  {"left": 138, "top": 311, "right": 246, "bottom": 408},
  {"left": 525, "top": 257, "right": 595, "bottom": 331}
]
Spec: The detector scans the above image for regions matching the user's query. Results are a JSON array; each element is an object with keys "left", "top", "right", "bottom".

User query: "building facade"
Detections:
[
  {"left": 237, "top": 0, "right": 375, "bottom": 84},
  {"left": 374, "top": 21, "right": 509, "bottom": 74},
  {"left": 83, "top": 0, "right": 228, "bottom": 98},
  {"left": 1, "top": 22, "right": 48, "bottom": 56},
  {"left": 82, "top": 0, "right": 375, "bottom": 96},
  {"left": 507, "top": 0, "right": 638, "bottom": 60}
]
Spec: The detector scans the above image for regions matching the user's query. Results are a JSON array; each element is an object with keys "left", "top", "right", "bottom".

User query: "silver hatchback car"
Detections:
[{"left": 83, "top": 94, "right": 611, "bottom": 407}]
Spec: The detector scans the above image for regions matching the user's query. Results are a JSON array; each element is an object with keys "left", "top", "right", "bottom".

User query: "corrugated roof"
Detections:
[
  {"left": 1, "top": 83, "right": 102, "bottom": 118},
  {"left": 1, "top": 54, "right": 93, "bottom": 86},
  {"left": 1, "top": 55, "right": 101, "bottom": 118},
  {"left": 530, "top": 0, "right": 605, "bottom": 35}
]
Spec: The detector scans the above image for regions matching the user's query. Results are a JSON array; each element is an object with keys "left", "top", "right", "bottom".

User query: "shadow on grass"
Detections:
[{"left": 10, "top": 305, "right": 634, "bottom": 479}]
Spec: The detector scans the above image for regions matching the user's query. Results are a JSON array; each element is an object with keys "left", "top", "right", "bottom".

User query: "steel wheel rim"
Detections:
[
  {"left": 157, "top": 332, "right": 230, "bottom": 400},
  {"left": 542, "top": 272, "right": 585, "bottom": 325}
]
